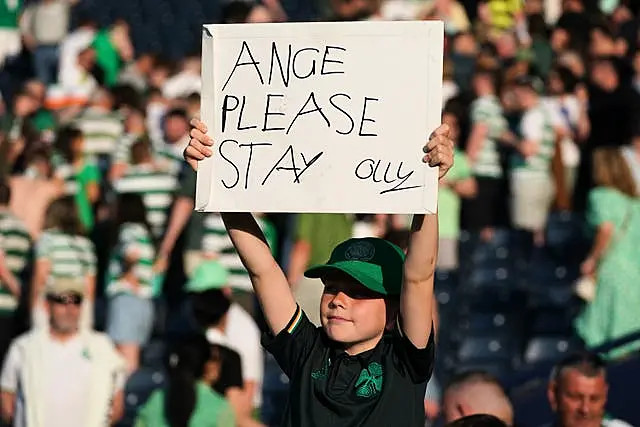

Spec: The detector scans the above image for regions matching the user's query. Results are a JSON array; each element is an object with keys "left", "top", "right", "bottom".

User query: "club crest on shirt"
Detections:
[
  {"left": 344, "top": 241, "right": 375, "bottom": 261},
  {"left": 355, "top": 362, "right": 383, "bottom": 398}
]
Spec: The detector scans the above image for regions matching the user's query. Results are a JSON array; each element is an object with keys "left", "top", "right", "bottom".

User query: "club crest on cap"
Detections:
[{"left": 344, "top": 241, "right": 375, "bottom": 261}]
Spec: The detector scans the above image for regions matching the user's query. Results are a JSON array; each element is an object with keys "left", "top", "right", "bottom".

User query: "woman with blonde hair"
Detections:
[
  {"left": 31, "top": 196, "right": 97, "bottom": 329},
  {"left": 575, "top": 147, "right": 640, "bottom": 358}
]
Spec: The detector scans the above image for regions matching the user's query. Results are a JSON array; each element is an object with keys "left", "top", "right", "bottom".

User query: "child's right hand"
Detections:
[{"left": 184, "top": 119, "right": 214, "bottom": 171}]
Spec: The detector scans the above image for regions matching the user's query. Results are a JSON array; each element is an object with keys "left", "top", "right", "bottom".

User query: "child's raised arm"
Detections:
[
  {"left": 400, "top": 125, "right": 453, "bottom": 349},
  {"left": 221, "top": 213, "right": 297, "bottom": 334},
  {"left": 185, "top": 119, "right": 297, "bottom": 335}
]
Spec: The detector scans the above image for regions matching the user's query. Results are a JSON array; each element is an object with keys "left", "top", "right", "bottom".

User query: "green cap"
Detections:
[
  {"left": 185, "top": 260, "right": 229, "bottom": 293},
  {"left": 304, "top": 237, "right": 406, "bottom": 296}
]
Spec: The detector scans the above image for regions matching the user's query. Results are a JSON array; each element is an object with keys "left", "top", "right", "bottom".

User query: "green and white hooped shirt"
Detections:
[
  {"left": 470, "top": 95, "right": 508, "bottom": 179},
  {"left": 106, "top": 222, "right": 157, "bottom": 298}
]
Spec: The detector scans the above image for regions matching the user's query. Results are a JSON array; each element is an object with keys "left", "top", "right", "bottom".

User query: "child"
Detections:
[{"left": 185, "top": 119, "right": 453, "bottom": 426}]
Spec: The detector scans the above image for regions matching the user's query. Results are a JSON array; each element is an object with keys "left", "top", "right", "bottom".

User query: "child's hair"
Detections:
[
  {"left": 190, "top": 289, "right": 231, "bottom": 330},
  {"left": 54, "top": 125, "right": 84, "bottom": 163},
  {"left": 164, "top": 335, "right": 211, "bottom": 427},
  {"left": 444, "top": 414, "right": 508, "bottom": 427},
  {"left": 44, "top": 196, "right": 84, "bottom": 236},
  {"left": 130, "top": 137, "right": 152, "bottom": 165}
]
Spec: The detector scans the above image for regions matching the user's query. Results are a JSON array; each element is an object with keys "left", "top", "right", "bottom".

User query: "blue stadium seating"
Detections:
[
  {"left": 523, "top": 337, "right": 573, "bottom": 365},
  {"left": 74, "top": 0, "right": 321, "bottom": 60}
]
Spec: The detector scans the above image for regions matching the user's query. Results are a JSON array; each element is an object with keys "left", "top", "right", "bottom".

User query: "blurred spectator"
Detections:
[
  {"left": 444, "top": 414, "right": 508, "bottom": 427},
  {"left": 574, "top": 148, "right": 640, "bottom": 358},
  {"left": 0, "top": 181, "right": 31, "bottom": 364},
  {"left": 105, "top": 193, "right": 158, "bottom": 374},
  {"left": 442, "top": 370, "right": 514, "bottom": 425},
  {"left": 72, "top": 88, "right": 123, "bottom": 171},
  {"left": 162, "top": 57, "right": 202, "bottom": 101},
  {"left": 464, "top": 66, "right": 508, "bottom": 240},
  {"left": 622, "top": 121, "right": 640, "bottom": 188},
  {"left": 575, "top": 56, "right": 640, "bottom": 212},
  {"left": 110, "top": 107, "right": 148, "bottom": 180},
  {"left": 118, "top": 53, "right": 156, "bottom": 94},
  {"left": 134, "top": 334, "right": 235, "bottom": 427},
  {"left": 113, "top": 137, "right": 178, "bottom": 238},
  {"left": 419, "top": 0, "right": 471, "bottom": 35},
  {"left": 155, "top": 107, "right": 190, "bottom": 177},
  {"left": 19, "top": 0, "right": 78, "bottom": 85},
  {"left": 57, "top": 16, "right": 97, "bottom": 90},
  {"left": 510, "top": 75, "right": 555, "bottom": 249},
  {"left": 91, "top": 20, "right": 134, "bottom": 87},
  {"left": 438, "top": 100, "right": 477, "bottom": 270},
  {"left": 51, "top": 125, "right": 100, "bottom": 231},
  {"left": 187, "top": 261, "right": 264, "bottom": 415},
  {"left": 190, "top": 286, "right": 264, "bottom": 427},
  {"left": 8, "top": 145, "right": 62, "bottom": 238},
  {"left": 0, "top": 277, "right": 126, "bottom": 427},
  {"left": 0, "top": 0, "right": 23, "bottom": 68},
  {"left": 31, "top": 196, "right": 96, "bottom": 330},
  {"left": 547, "top": 352, "right": 633, "bottom": 427},
  {"left": 542, "top": 65, "right": 590, "bottom": 199}
]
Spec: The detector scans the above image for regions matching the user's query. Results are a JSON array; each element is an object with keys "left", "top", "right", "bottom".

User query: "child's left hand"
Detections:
[{"left": 423, "top": 124, "right": 454, "bottom": 179}]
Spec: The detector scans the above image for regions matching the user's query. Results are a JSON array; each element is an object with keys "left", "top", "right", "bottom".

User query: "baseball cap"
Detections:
[
  {"left": 186, "top": 260, "right": 230, "bottom": 293},
  {"left": 46, "top": 277, "right": 85, "bottom": 296},
  {"left": 304, "top": 237, "right": 406, "bottom": 296}
]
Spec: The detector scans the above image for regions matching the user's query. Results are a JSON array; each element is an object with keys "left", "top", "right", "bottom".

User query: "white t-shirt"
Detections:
[
  {"left": 0, "top": 334, "right": 125, "bottom": 427},
  {"left": 207, "top": 303, "right": 264, "bottom": 407},
  {"left": 58, "top": 27, "right": 95, "bottom": 88}
]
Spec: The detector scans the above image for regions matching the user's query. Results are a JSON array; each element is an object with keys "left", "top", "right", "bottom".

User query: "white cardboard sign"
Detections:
[{"left": 196, "top": 20, "right": 443, "bottom": 213}]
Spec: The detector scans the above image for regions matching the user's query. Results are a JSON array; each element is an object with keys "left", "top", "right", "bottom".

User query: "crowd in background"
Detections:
[{"left": 0, "top": 0, "right": 639, "bottom": 426}]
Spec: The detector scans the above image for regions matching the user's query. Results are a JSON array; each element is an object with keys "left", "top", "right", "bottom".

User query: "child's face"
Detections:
[{"left": 320, "top": 272, "right": 389, "bottom": 354}]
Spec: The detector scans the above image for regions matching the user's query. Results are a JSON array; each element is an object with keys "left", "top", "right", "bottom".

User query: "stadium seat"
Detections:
[
  {"left": 528, "top": 308, "right": 574, "bottom": 336},
  {"left": 141, "top": 340, "right": 167, "bottom": 369},
  {"left": 457, "top": 335, "right": 517, "bottom": 364},
  {"left": 458, "top": 312, "right": 523, "bottom": 336},
  {"left": 453, "top": 361, "right": 512, "bottom": 381},
  {"left": 523, "top": 337, "right": 573, "bottom": 365}
]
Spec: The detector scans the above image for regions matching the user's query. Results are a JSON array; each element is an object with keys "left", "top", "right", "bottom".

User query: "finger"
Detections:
[
  {"left": 190, "top": 128, "right": 213, "bottom": 146},
  {"left": 188, "top": 137, "right": 213, "bottom": 157},
  {"left": 190, "top": 118, "right": 208, "bottom": 133},
  {"left": 425, "top": 135, "right": 447, "bottom": 152},
  {"left": 432, "top": 124, "right": 450, "bottom": 138},
  {"left": 184, "top": 145, "right": 206, "bottom": 162}
]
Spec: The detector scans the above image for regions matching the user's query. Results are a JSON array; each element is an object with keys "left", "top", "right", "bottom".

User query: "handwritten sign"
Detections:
[{"left": 196, "top": 20, "right": 444, "bottom": 213}]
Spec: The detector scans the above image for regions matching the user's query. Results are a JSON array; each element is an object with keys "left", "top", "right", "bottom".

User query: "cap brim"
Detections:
[{"left": 304, "top": 261, "right": 390, "bottom": 295}]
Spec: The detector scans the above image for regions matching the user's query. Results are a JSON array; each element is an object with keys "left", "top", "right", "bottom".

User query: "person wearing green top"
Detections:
[
  {"left": 135, "top": 335, "right": 235, "bottom": 427},
  {"left": 105, "top": 193, "right": 158, "bottom": 374},
  {"left": 91, "top": 20, "right": 133, "bottom": 87},
  {"left": 575, "top": 149, "right": 640, "bottom": 359},
  {"left": 0, "top": 0, "right": 23, "bottom": 67},
  {"left": 438, "top": 105, "right": 477, "bottom": 270},
  {"left": 51, "top": 125, "right": 101, "bottom": 231},
  {"left": 510, "top": 76, "right": 555, "bottom": 246}
]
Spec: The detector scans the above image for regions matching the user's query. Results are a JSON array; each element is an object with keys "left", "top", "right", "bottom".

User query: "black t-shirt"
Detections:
[
  {"left": 262, "top": 305, "right": 435, "bottom": 427},
  {"left": 211, "top": 344, "right": 244, "bottom": 396}
]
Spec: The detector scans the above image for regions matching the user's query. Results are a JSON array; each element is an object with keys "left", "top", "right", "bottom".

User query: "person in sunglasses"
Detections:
[{"left": 0, "top": 277, "right": 126, "bottom": 427}]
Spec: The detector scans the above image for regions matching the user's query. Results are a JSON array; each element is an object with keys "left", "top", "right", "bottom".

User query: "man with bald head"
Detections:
[
  {"left": 442, "top": 371, "right": 514, "bottom": 426},
  {"left": 547, "top": 352, "right": 633, "bottom": 427}
]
